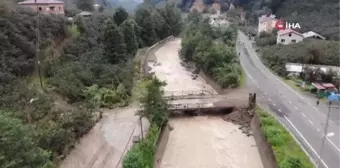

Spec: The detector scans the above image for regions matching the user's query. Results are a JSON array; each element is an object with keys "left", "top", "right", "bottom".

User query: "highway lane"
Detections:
[{"left": 237, "top": 30, "right": 340, "bottom": 168}]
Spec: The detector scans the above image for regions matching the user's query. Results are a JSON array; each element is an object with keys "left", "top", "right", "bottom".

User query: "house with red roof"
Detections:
[
  {"left": 18, "top": 0, "right": 64, "bottom": 15},
  {"left": 257, "top": 14, "right": 277, "bottom": 35},
  {"left": 276, "top": 29, "right": 304, "bottom": 45}
]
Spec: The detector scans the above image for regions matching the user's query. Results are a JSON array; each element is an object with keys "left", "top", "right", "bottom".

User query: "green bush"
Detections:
[
  {"left": 180, "top": 17, "right": 242, "bottom": 88},
  {"left": 256, "top": 106, "right": 314, "bottom": 168},
  {"left": 123, "top": 125, "right": 161, "bottom": 168}
]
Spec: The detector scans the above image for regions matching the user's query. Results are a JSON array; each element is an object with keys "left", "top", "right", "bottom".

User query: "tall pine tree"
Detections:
[
  {"left": 120, "top": 19, "right": 139, "bottom": 56},
  {"left": 113, "top": 7, "right": 129, "bottom": 26},
  {"left": 135, "top": 7, "right": 159, "bottom": 46},
  {"left": 103, "top": 20, "right": 127, "bottom": 64}
]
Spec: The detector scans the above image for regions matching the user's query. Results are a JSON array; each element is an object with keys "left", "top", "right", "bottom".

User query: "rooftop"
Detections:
[
  {"left": 77, "top": 11, "right": 93, "bottom": 16},
  {"left": 303, "top": 31, "right": 326, "bottom": 39},
  {"left": 18, "top": 0, "right": 64, "bottom": 4},
  {"left": 278, "top": 29, "right": 303, "bottom": 37},
  {"left": 259, "top": 14, "right": 276, "bottom": 23}
]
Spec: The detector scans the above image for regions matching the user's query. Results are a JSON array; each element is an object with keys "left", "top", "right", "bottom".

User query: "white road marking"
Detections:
[
  {"left": 326, "top": 137, "right": 340, "bottom": 153},
  {"left": 243, "top": 36, "right": 306, "bottom": 101},
  {"left": 284, "top": 115, "right": 329, "bottom": 168},
  {"left": 295, "top": 106, "right": 299, "bottom": 110},
  {"left": 273, "top": 103, "right": 276, "bottom": 107},
  {"left": 317, "top": 128, "right": 321, "bottom": 132},
  {"left": 309, "top": 120, "right": 314, "bottom": 125},
  {"left": 268, "top": 98, "right": 272, "bottom": 102},
  {"left": 278, "top": 109, "right": 282, "bottom": 113},
  {"left": 240, "top": 32, "right": 340, "bottom": 164},
  {"left": 301, "top": 113, "right": 306, "bottom": 117},
  {"left": 289, "top": 101, "right": 292, "bottom": 104}
]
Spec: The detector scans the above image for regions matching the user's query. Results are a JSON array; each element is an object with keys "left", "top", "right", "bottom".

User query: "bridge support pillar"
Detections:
[{"left": 248, "top": 93, "right": 256, "bottom": 111}]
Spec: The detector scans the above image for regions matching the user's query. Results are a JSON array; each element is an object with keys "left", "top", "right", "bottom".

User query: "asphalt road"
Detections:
[{"left": 236, "top": 30, "right": 340, "bottom": 168}]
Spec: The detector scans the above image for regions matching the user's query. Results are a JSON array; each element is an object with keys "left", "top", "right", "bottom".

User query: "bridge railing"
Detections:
[
  {"left": 163, "top": 90, "right": 216, "bottom": 100},
  {"left": 167, "top": 102, "right": 214, "bottom": 110}
]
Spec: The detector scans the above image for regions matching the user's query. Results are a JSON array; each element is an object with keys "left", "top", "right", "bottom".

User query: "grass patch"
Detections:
[
  {"left": 122, "top": 124, "right": 161, "bottom": 168},
  {"left": 256, "top": 106, "right": 314, "bottom": 168},
  {"left": 282, "top": 78, "right": 303, "bottom": 91},
  {"left": 239, "top": 67, "right": 246, "bottom": 88},
  {"left": 67, "top": 24, "right": 80, "bottom": 37}
]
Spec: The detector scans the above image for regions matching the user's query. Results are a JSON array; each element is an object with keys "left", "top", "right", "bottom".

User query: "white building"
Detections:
[
  {"left": 277, "top": 29, "right": 304, "bottom": 45},
  {"left": 303, "top": 31, "right": 326, "bottom": 40},
  {"left": 257, "top": 14, "right": 277, "bottom": 35},
  {"left": 209, "top": 13, "right": 229, "bottom": 27}
]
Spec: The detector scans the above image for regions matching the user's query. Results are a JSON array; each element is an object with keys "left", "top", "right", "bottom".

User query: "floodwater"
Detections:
[{"left": 150, "top": 38, "right": 264, "bottom": 168}]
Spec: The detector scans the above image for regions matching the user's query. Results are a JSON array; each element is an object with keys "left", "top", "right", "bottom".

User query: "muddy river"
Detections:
[{"left": 150, "top": 38, "right": 264, "bottom": 168}]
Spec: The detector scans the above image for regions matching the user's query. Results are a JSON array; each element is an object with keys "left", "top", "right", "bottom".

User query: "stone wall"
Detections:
[{"left": 250, "top": 113, "right": 279, "bottom": 168}]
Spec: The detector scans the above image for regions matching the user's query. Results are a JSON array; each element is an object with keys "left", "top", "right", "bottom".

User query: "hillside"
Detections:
[
  {"left": 275, "top": 0, "right": 339, "bottom": 40},
  {"left": 244, "top": 0, "right": 339, "bottom": 40}
]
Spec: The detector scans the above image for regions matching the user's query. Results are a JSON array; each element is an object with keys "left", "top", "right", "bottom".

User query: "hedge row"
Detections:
[
  {"left": 257, "top": 107, "right": 314, "bottom": 168},
  {"left": 122, "top": 125, "right": 161, "bottom": 168}
]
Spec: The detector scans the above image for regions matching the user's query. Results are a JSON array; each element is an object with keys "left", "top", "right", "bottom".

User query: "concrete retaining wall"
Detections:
[
  {"left": 137, "top": 37, "right": 174, "bottom": 168},
  {"left": 251, "top": 113, "right": 279, "bottom": 168},
  {"left": 153, "top": 125, "right": 171, "bottom": 168},
  {"left": 141, "top": 36, "right": 174, "bottom": 75}
]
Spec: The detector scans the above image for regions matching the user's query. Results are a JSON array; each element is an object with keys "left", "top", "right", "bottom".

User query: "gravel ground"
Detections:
[{"left": 151, "top": 38, "right": 264, "bottom": 168}]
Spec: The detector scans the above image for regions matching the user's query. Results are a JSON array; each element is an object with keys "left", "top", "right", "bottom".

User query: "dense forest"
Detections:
[
  {"left": 180, "top": 10, "right": 241, "bottom": 88},
  {"left": 0, "top": 0, "right": 182, "bottom": 167}
]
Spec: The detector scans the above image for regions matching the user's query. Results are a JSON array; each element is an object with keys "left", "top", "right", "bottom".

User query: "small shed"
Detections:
[
  {"left": 77, "top": 11, "right": 93, "bottom": 17},
  {"left": 311, "top": 83, "right": 326, "bottom": 98},
  {"left": 322, "top": 83, "right": 337, "bottom": 93}
]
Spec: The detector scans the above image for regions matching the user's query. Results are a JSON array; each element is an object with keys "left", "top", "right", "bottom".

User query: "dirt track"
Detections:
[
  {"left": 151, "top": 38, "right": 264, "bottom": 168},
  {"left": 60, "top": 104, "right": 149, "bottom": 168}
]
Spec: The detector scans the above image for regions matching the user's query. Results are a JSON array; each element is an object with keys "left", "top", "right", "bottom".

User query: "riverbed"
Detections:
[{"left": 150, "top": 38, "right": 264, "bottom": 168}]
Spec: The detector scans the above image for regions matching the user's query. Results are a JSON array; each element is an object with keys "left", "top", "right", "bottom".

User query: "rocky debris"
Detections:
[
  {"left": 191, "top": 74, "right": 198, "bottom": 80},
  {"left": 168, "top": 124, "right": 174, "bottom": 131},
  {"left": 153, "top": 62, "right": 161, "bottom": 66},
  {"left": 223, "top": 108, "right": 254, "bottom": 136},
  {"left": 239, "top": 124, "right": 253, "bottom": 137}
]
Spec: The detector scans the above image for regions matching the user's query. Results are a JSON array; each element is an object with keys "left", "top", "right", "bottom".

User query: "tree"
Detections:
[
  {"left": 152, "top": 10, "right": 171, "bottom": 39},
  {"left": 0, "top": 113, "right": 54, "bottom": 168},
  {"left": 75, "top": 0, "right": 94, "bottom": 11},
  {"left": 103, "top": 20, "right": 127, "bottom": 64},
  {"left": 135, "top": 7, "right": 159, "bottom": 46},
  {"left": 120, "top": 20, "right": 139, "bottom": 56},
  {"left": 139, "top": 77, "right": 168, "bottom": 127},
  {"left": 113, "top": 7, "right": 129, "bottom": 25},
  {"left": 159, "top": 4, "right": 183, "bottom": 36},
  {"left": 187, "top": 9, "right": 202, "bottom": 24}
]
